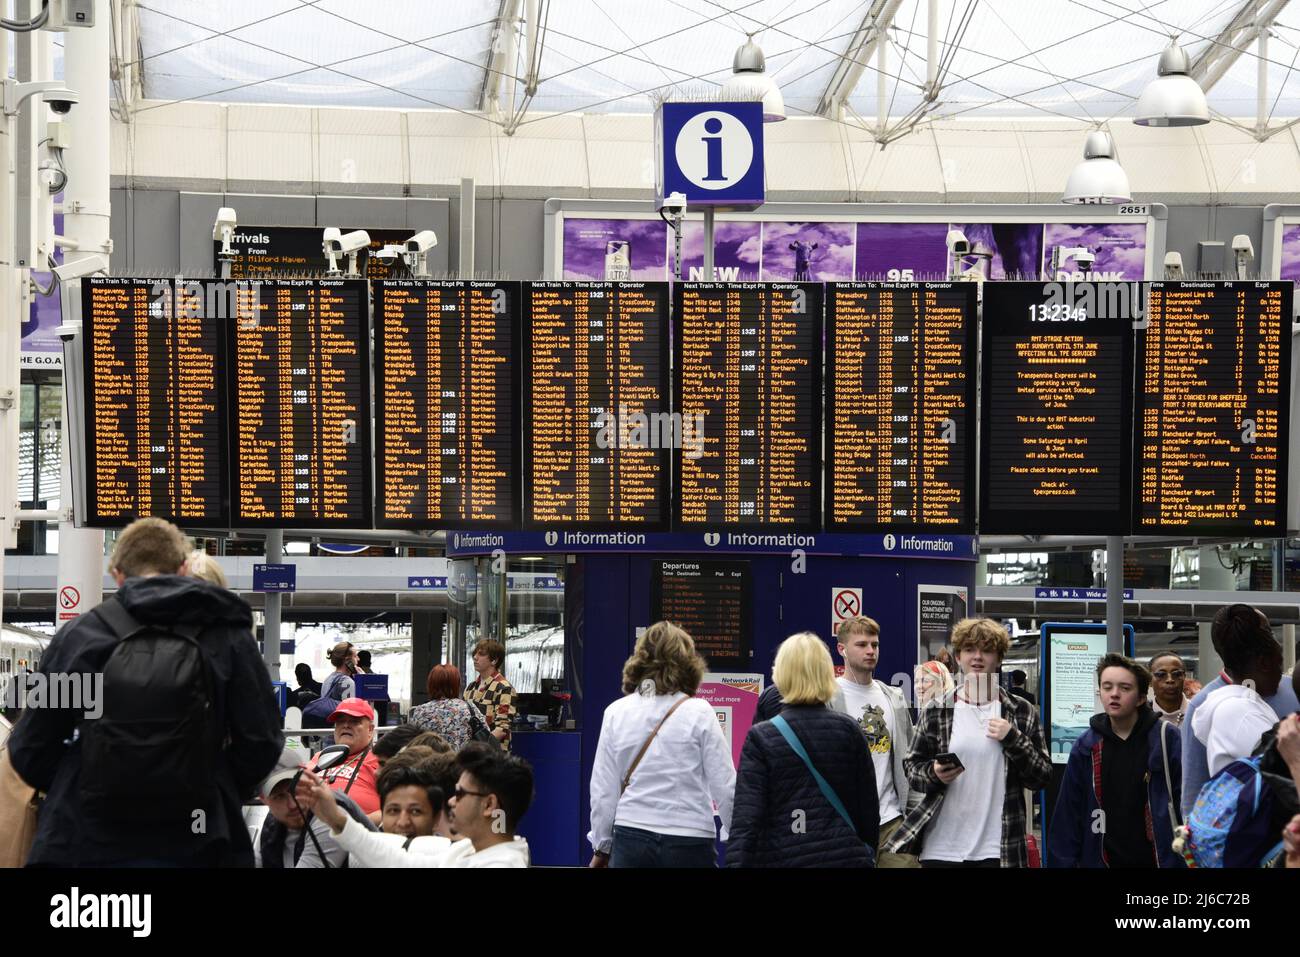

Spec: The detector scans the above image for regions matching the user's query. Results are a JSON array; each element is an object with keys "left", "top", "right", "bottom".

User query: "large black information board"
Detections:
[
  {"left": 230, "top": 278, "right": 372, "bottom": 527},
  {"left": 826, "top": 282, "right": 976, "bottom": 532},
  {"left": 674, "top": 282, "right": 823, "bottom": 530},
  {"left": 375, "top": 280, "right": 520, "bottom": 529},
  {"left": 980, "top": 282, "right": 1134, "bottom": 534},
  {"left": 523, "top": 281, "right": 670, "bottom": 529},
  {"left": 1137, "top": 281, "right": 1291, "bottom": 535},
  {"left": 83, "top": 277, "right": 228, "bottom": 526},
  {"left": 650, "top": 559, "right": 752, "bottom": 670}
]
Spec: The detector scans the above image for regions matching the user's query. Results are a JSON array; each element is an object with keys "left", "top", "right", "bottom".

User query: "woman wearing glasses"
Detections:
[{"left": 1148, "top": 653, "right": 1190, "bottom": 726}]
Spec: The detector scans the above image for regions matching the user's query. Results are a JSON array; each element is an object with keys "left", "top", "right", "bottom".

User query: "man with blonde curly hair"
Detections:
[{"left": 884, "top": 617, "right": 1050, "bottom": 868}]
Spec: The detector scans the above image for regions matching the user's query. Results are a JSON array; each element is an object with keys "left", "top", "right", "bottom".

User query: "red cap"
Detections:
[{"left": 327, "top": 697, "right": 375, "bottom": 722}]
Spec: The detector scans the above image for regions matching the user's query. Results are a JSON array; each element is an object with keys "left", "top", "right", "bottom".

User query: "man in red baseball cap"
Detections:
[{"left": 310, "top": 697, "right": 382, "bottom": 817}]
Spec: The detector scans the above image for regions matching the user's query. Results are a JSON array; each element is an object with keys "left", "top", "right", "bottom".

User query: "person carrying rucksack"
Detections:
[{"left": 7, "top": 517, "right": 282, "bottom": 867}]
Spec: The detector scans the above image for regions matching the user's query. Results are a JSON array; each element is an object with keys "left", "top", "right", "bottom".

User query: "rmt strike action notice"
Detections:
[
  {"left": 826, "top": 282, "right": 976, "bottom": 533},
  {"left": 1138, "top": 281, "right": 1291, "bottom": 535},
  {"left": 675, "top": 282, "right": 822, "bottom": 530},
  {"left": 980, "top": 282, "right": 1134, "bottom": 535},
  {"left": 84, "top": 277, "right": 227, "bottom": 526},
  {"left": 524, "top": 281, "right": 670, "bottom": 529},
  {"left": 230, "top": 279, "right": 371, "bottom": 527},
  {"left": 375, "top": 280, "right": 519, "bottom": 529}
]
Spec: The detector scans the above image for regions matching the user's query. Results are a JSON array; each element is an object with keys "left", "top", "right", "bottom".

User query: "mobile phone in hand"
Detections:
[{"left": 935, "top": 752, "right": 964, "bottom": 771}]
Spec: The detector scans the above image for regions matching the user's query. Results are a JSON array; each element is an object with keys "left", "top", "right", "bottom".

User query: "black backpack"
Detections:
[{"left": 79, "top": 596, "right": 219, "bottom": 819}]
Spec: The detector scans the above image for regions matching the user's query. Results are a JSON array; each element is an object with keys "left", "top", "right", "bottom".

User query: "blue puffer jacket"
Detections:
[
  {"left": 727, "top": 704, "right": 878, "bottom": 867},
  {"left": 1048, "top": 707, "right": 1185, "bottom": 868}
]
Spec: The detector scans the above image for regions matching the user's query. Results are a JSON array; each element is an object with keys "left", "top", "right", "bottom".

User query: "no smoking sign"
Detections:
[
  {"left": 58, "top": 585, "right": 81, "bottom": 621},
  {"left": 830, "top": 587, "right": 863, "bottom": 639}
]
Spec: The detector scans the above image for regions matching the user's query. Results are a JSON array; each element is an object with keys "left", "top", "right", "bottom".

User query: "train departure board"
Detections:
[
  {"left": 375, "top": 280, "right": 520, "bottom": 528},
  {"left": 650, "top": 560, "right": 752, "bottom": 669},
  {"left": 826, "top": 282, "right": 976, "bottom": 532},
  {"left": 675, "top": 283, "right": 823, "bottom": 530},
  {"left": 524, "top": 281, "right": 670, "bottom": 529},
  {"left": 230, "top": 278, "right": 372, "bottom": 526},
  {"left": 1137, "top": 281, "right": 1291, "bottom": 534},
  {"left": 83, "top": 277, "right": 227, "bottom": 526},
  {"left": 980, "top": 282, "right": 1134, "bottom": 534}
]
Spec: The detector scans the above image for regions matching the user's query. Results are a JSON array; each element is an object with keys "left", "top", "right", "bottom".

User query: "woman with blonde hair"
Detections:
[
  {"left": 914, "top": 660, "right": 955, "bottom": 716},
  {"left": 587, "top": 621, "right": 735, "bottom": 868},
  {"left": 727, "top": 632, "right": 878, "bottom": 867},
  {"left": 186, "top": 548, "right": 228, "bottom": 588}
]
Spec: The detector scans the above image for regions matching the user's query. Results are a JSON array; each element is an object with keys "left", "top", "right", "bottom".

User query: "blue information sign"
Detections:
[
  {"left": 253, "top": 563, "right": 297, "bottom": 592},
  {"left": 656, "top": 101, "right": 765, "bottom": 210}
]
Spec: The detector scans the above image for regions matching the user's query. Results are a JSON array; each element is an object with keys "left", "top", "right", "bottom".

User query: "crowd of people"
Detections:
[{"left": 1, "top": 514, "right": 1297, "bottom": 869}]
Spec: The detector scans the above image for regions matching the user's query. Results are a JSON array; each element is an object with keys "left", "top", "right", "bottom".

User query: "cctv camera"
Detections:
[
  {"left": 1075, "top": 249, "right": 1096, "bottom": 272},
  {"left": 658, "top": 192, "right": 687, "bottom": 216},
  {"left": 945, "top": 229, "right": 969, "bottom": 255},
  {"left": 326, "top": 230, "right": 370, "bottom": 255},
  {"left": 52, "top": 254, "right": 107, "bottom": 284},
  {"left": 375, "top": 244, "right": 403, "bottom": 263},
  {"left": 404, "top": 230, "right": 438, "bottom": 254},
  {"left": 45, "top": 88, "right": 79, "bottom": 114},
  {"left": 1163, "top": 251, "right": 1184, "bottom": 280},
  {"left": 1231, "top": 234, "right": 1254, "bottom": 257},
  {"left": 322, "top": 227, "right": 342, "bottom": 244},
  {"left": 212, "top": 207, "right": 237, "bottom": 242}
]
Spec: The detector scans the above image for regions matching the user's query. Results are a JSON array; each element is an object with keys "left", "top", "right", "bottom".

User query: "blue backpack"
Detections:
[{"left": 1178, "top": 757, "right": 1284, "bottom": 868}]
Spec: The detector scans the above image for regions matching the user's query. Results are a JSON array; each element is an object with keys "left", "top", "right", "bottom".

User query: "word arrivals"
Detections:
[
  {"left": 593, "top": 404, "right": 704, "bottom": 460},
  {"left": 49, "top": 887, "right": 152, "bottom": 938}
]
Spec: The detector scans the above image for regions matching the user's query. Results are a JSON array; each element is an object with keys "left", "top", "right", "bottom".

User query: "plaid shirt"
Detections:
[
  {"left": 465, "top": 672, "right": 516, "bottom": 750},
  {"left": 883, "top": 687, "right": 1051, "bottom": 867}
]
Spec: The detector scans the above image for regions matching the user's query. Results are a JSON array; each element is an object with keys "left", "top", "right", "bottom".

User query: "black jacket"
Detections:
[
  {"left": 727, "top": 704, "right": 879, "bottom": 867},
  {"left": 8, "top": 576, "right": 283, "bottom": 866}
]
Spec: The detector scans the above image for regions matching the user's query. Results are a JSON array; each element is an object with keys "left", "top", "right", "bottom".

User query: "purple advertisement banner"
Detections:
[
  {"left": 680, "top": 220, "right": 761, "bottom": 282},
  {"left": 21, "top": 208, "right": 64, "bottom": 367},
  {"left": 758, "top": 221, "right": 855, "bottom": 281},
  {"left": 1281, "top": 223, "right": 1300, "bottom": 282},
  {"left": 561, "top": 218, "right": 666, "bottom": 281},
  {"left": 561, "top": 217, "right": 1149, "bottom": 282}
]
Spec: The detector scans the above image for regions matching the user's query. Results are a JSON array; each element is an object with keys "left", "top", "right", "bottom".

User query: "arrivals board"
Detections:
[
  {"left": 214, "top": 225, "right": 412, "bottom": 279},
  {"left": 375, "top": 280, "right": 519, "bottom": 528},
  {"left": 980, "top": 282, "right": 1135, "bottom": 534},
  {"left": 1137, "top": 281, "right": 1291, "bottom": 534},
  {"left": 230, "top": 278, "right": 372, "bottom": 526},
  {"left": 83, "top": 277, "right": 227, "bottom": 526},
  {"left": 650, "top": 559, "right": 752, "bottom": 669},
  {"left": 674, "top": 283, "right": 822, "bottom": 530},
  {"left": 523, "top": 281, "right": 670, "bottom": 529},
  {"left": 826, "top": 282, "right": 976, "bottom": 532}
]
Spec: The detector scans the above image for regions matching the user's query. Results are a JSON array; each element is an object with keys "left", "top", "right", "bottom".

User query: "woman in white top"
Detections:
[{"left": 587, "top": 621, "right": 736, "bottom": 868}]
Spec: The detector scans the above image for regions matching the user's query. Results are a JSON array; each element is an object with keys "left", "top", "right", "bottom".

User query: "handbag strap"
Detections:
[
  {"left": 1159, "top": 719, "right": 1181, "bottom": 827},
  {"left": 771, "top": 715, "right": 859, "bottom": 838},
  {"left": 620, "top": 696, "right": 690, "bottom": 794}
]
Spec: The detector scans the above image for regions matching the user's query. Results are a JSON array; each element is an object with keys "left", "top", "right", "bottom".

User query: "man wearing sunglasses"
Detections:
[{"left": 1148, "top": 653, "right": 1190, "bottom": 727}]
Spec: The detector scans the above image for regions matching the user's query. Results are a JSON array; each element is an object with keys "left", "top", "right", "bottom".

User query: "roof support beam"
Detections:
[
  {"left": 479, "top": 0, "right": 521, "bottom": 116},
  {"left": 816, "top": 0, "right": 904, "bottom": 119},
  {"left": 1187, "top": 0, "right": 1290, "bottom": 93}
]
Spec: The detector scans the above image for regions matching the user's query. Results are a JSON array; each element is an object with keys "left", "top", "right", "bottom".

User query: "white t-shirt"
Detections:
[
  {"left": 919, "top": 697, "right": 1005, "bottom": 863},
  {"left": 837, "top": 676, "right": 900, "bottom": 823}
]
